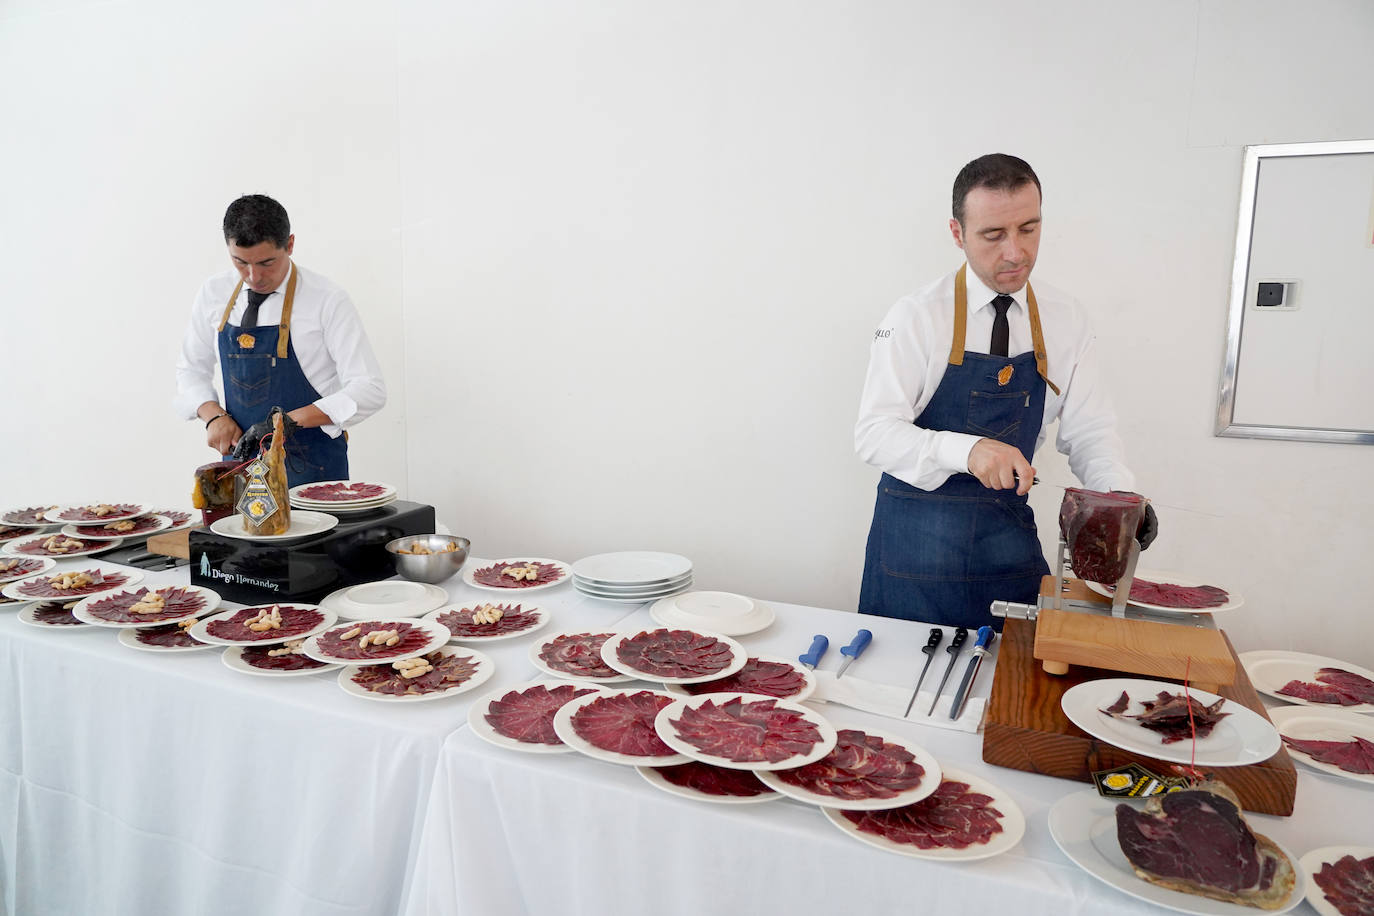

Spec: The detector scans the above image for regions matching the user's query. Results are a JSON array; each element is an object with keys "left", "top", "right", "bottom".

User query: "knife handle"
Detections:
[
  {"left": 922, "top": 628, "right": 943, "bottom": 652},
  {"left": 841, "top": 629, "right": 872, "bottom": 659},
  {"left": 948, "top": 627, "right": 968, "bottom": 653},
  {"left": 972, "top": 625, "right": 995, "bottom": 651},
  {"left": 799, "top": 635, "right": 828, "bottom": 668}
]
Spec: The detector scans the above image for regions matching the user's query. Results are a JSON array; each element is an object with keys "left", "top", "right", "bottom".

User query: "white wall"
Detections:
[{"left": 2, "top": 0, "right": 1372, "bottom": 666}]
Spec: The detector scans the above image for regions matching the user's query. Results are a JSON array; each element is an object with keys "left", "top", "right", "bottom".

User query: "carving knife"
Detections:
[
  {"left": 798, "top": 635, "right": 828, "bottom": 670},
  {"left": 949, "top": 626, "right": 996, "bottom": 720},
  {"left": 903, "top": 627, "right": 944, "bottom": 717},
  {"left": 927, "top": 626, "right": 968, "bottom": 715},
  {"left": 835, "top": 629, "right": 872, "bottom": 679}
]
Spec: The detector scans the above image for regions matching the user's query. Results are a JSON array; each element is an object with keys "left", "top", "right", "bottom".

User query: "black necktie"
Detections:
[
  {"left": 242, "top": 290, "right": 270, "bottom": 330},
  {"left": 990, "top": 294, "right": 1013, "bottom": 357}
]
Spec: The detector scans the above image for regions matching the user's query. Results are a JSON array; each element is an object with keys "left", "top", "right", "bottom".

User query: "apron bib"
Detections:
[
  {"left": 858, "top": 265, "right": 1054, "bottom": 630},
  {"left": 216, "top": 265, "right": 349, "bottom": 487}
]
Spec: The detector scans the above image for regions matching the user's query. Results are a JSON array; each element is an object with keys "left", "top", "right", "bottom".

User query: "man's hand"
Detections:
[
  {"left": 230, "top": 408, "right": 299, "bottom": 461},
  {"left": 1137, "top": 504, "right": 1159, "bottom": 550},
  {"left": 206, "top": 415, "right": 242, "bottom": 456},
  {"left": 967, "top": 438, "right": 1035, "bottom": 495}
]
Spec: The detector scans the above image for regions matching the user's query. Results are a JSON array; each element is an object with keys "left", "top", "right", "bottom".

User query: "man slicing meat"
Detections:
[
  {"left": 855, "top": 154, "right": 1156, "bottom": 629},
  {"left": 174, "top": 195, "right": 386, "bottom": 485}
]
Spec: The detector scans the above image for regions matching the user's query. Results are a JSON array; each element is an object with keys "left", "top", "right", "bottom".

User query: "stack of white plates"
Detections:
[
  {"left": 572, "top": 551, "right": 693, "bottom": 603},
  {"left": 289, "top": 481, "right": 397, "bottom": 515}
]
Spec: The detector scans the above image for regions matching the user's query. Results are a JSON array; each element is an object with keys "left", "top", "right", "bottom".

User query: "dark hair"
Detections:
[
  {"left": 222, "top": 195, "right": 291, "bottom": 248},
  {"left": 951, "top": 154, "right": 1041, "bottom": 225}
]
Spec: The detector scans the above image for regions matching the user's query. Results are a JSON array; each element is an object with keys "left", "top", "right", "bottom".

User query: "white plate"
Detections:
[
  {"left": 1, "top": 507, "right": 59, "bottom": 527},
  {"left": 572, "top": 572, "right": 694, "bottom": 593},
  {"left": 462, "top": 557, "right": 570, "bottom": 593},
  {"left": 72, "top": 584, "right": 220, "bottom": 629},
  {"left": 1084, "top": 569, "right": 1244, "bottom": 614},
  {"left": 291, "top": 495, "right": 395, "bottom": 508},
  {"left": 338, "top": 645, "right": 493, "bottom": 702},
  {"left": 18, "top": 601, "right": 88, "bottom": 629},
  {"left": 1061, "top": 677, "right": 1281, "bottom": 766},
  {"left": 1300, "top": 845, "right": 1374, "bottom": 916},
  {"left": 0, "top": 524, "right": 52, "bottom": 543},
  {"left": 320, "top": 580, "right": 449, "bottom": 621},
  {"left": 302, "top": 617, "right": 451, "bottom": 665},
  {"left": 552, "top": 687, "right": 691, "bottom": 766},
  {"left": 1048, "top": 788, "right": 1304, "bottom": 915},
  {"left": 654, "top": 692, "right": 839, "bottom": 771},
  {"left": 663, "top": 654, "right": 817, "bottom": 703},
  {"left": 210, "top": 510, "right": 339, "bottom": 542},
  {"left": 2, "top": 533, "right": 121, "bottom": 558},
  {"left": 222, "top": 645, "right": 342, "bottom": 677},
  {"left": 571, "top": 551, "right": 693, "bottom": 585},
  {"left": 601, "top": 628, "right": 747, "bottom": 684},
  {"left": 288, "top": 480, "right": 397, "bottom": 503},
  {"left": 467, "top": 679, "right": 602, "bottom": 753},
  {"left": 0, "top": 556, "right": 55, "bottom": 584},
  {"left": 117, "top": 624, "right": 216, "bottom": 652},
  {"left": 424, "top": 602, "right": 549, "bottom": 643},
  {"left": 636, "top": 763, "right": 782, "bottom": 805},
  {"left": 148, "top": 510, "right": 197, "bottom": 533},
  {"left": 1240, "top": 650, "right": 1374, "bottom": 714},
  {"left": 822, "top": 766, "right": 1026, "bottom": 862},
  {"left": 1269, "top": 705, "right": 1374, "bottom": 785},
  {"left": 47, "top": 503, "right": 148, "bottom": 525},
  {"left": 188, "top": 603, "right": 336, "bottom": 647},
  {"left": 1, "top": 563, "right": 142, "bottom": 602},
  {"left": 755, "top": 727, "right": 941, "bottom": 810},
  {"left": 577, "top": 583, "right": 694, "bottom": 604},
  {"left": 291, "top": 498, "right": 396, "bottom": 516},
  {"left": 650, "top": 594, "right": 776, "bottom": 637},
  {"left": 528, "top": 630, "right": 636, "bottom": 683},
  {"left": 60, "top": 514, "right": 171, "bottom": 541}
]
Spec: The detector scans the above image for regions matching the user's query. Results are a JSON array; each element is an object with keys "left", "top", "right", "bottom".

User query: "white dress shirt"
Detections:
[
  {"left": 855, "top": 265, "right": 1135, "bottom": 492},
  {"left": 174, "top": 262, "right": 387, "bottom": 438}
]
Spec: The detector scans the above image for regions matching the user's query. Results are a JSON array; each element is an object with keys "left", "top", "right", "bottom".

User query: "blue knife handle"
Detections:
[
  {"left": 800, "top": 635, "right": 828, "bottom": 668},
  {"left": 841, "top": 629, "right": 872, "bottom": 659},
  {"left": 973, "top": 625, "right": 995, "bottom": 651}
]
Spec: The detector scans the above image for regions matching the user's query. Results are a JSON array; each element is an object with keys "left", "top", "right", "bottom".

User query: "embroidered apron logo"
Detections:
[
  {"left": 237, "top": 333, "right": 256, "bottom": 348},
  {"left": 997, "top": 365, "right": 1014, "bottom": 386}
]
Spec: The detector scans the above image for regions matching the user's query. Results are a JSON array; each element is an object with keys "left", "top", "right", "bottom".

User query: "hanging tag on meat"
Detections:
[
  {"left": 237, "top": 412, "right": 290, "bottom": 536},
  {"left": 1058, "top": 488, "right": 1148, "bottom": 583},
  {"left": 1091, "top": 762, "right": 1189, "bottom": 799}
]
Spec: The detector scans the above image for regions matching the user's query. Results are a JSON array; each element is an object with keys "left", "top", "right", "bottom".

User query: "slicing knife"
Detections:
[
  {"left": 903, "top": 627, "right": 943, "bottom": 717},
  {"left": 835, "top": 629, "right": 872, "bottom": 679},
  {"left": 948, "top": 626, "right": 996, "bottom": 720},
  {"left": 927, "top": 626, "right": 968, "bottom": 715},
  {"left": 798, "top": 635, "right": 828, "bottom": 670}
]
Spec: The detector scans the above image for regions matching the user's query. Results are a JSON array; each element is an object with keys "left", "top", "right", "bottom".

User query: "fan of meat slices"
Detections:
[
  {"left": 302, "top": 618, "right": 450, "bottom": 665},
  {"left": 756, "top": 728, "right": 940, "bottom": 809},
  {"left": 73, "top": 584, "right": 219, "bottom": 628},
  {"left": 469, "top": 680, "right": 599, "bottom": 753},
  {"left": 118, "top": 618, "right": 214, "bottom": 652},
  {"left": 221, "top": 641, "right": 341, "bottom": 675},
  {"left": 426, "top": 602, "right": 548, "bottom": 642},
  {"left": 600, "top": 627, "right": 747, "bottom": 684},
  {"left": 464, "top": 557, "right": 570, "bottom": 593},
  {"left": 638, "top": 760, "right": 780, "bottom": 805},
  {"left": 149, "top": 510, "right": 196, "bottom": 532},
  {"left": 0, "top": 525, "right": 43, "bottom": 544},
  {"left": 48, "top": 503, "right": 147, "bottom": 524},
  {"left": 1, "top": 507, "right": 59, "bottom": 527},
  {"left": 18, "top": 600, "right": 89, "bottom": 629},
  {"left": 654, "top": 692, "right": 838, "bottom": 771},
  {"left": 529, "top": 630, "right": 634, "bottom": 683},
  {"left": 667, "top": 654, "right": 815, "bottom": 702},
  {"left": 292, "top": 481, "right": 393, "bottom": 502},
  {"left": 1098, "top": 689, "right": 1231, "bottom": 744},
  {"left": 3, "top": 532, "right": 116, "bottom": 558},
  {"left": 188, "top": 603, "right": 336, "bottom": 647},
  {"left": 61, "top": 514, "right": 169, "bottom": 541},
  {"left": 340, "top": 646, "right": 492, "bottom": 701},
  {"left": 1302, "top": 846, "right": 1374, "bottom": 916},
  {"left": 552, "top": 688, "right": 690, "bottom": 766},
  {"left": 0, "top": 556, "right": 55, "bottom": 585},
  {"left": 2, "top": 565, "right": 140, "bottom": 602}
]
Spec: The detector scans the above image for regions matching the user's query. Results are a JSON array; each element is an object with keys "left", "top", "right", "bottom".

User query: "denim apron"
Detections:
[
  {"left": 858, "top": 265, "right": 1062, "bottom": 630},
  {"left": 216, "top": 265, "right": 349, "bottom": 487}
]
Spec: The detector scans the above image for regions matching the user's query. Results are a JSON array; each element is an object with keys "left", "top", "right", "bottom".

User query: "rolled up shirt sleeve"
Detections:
[{"left": 311, "top": 289, "right": 387, "bottom": 438}]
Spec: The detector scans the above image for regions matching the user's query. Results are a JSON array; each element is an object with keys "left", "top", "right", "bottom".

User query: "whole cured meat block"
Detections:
[
  {"left": 1115, "top": 781, "right": 1295, "bottom": 909},
  {"left": 571, "top": 691, "right": 675, "bottom": 757},
  {"left": 31, "top": 602, "right": 83, "bottom": 627},
  {"left": 615, "top": 629, "right": 734, "bottom": 679},
  {"left": 205, "top": 605, "right": 324, "bottom": 642},
  {"left": 1110, "top": 578, "right": 1230, "bottom": 609},
  {"left": 350, "top": 651, "right": 479, "bottom": 696},
  {"left": 1059, "top": 488, "right": 1147, "bottom": 583},
  {"left": 654, "top": 761, "right": 773, "bottom": 797},
  {"left": 1280, "top": 734, "right": 1374, "bottom": 775},
  {"left": 1277, "top": 668, "right": 1374, "bottom": 707},
  {"left": 841, "top": 779, "right": 1004, "bottom": 850},
  {"left": 539, "top": 633, "right": 620, "bottom": 679},
  {"left": 472, "top": 561, "right": 564, "bottom": 589},
  {"left": 682, "top": 658, "right": 808, "bottom": 698},
  {"left": 83, "top": 586, "right": 208, "bottom": 624},
  {"left": 316, "top": 621, "right": 431, "bottom": 660},
  {"left": 135, "top": 624, "right": 203, "bottom": 648},
  {"left": 437, "top": 603, "right": 542, "bottom": 638},
  {"left": 1314, "top": 854, "right": 1374, "bottom": 916},
  {"left": 670, "top": 697, "right": 823, "bottom": 764},
  {"left": 1099, "top": 690, "right": 1231, "bottom": 744},
  {"left": 777, "top": 729, "right": 926, "bottom": 800},
  {"left": 485, "top": 684, "right": 596, "bottom": 745}
]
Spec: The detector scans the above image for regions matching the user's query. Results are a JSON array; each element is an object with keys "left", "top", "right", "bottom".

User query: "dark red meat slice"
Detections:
[
  {"left": 670, "top": 697, "right": 823, "bottom": 763},
  {"left": 1277, "top": 668, "right": 1374, "bottom": 707},
  {"left": 1314, "top": 854, "right": 1374, "bottom": 916},
  {"left": 0, "top": 557, "right": 46, "bottom": 580},
  {"left": 841, "top": 779, "right": 1004, "bottom": 849},
  {"left": 1099, "top": 690, "right": 1230, "bottom": 744},
  {"left": 2, "top": 508, "right": 56, "bottom": 526},
  {"left": 472, "top": 561, "right": 564, "bottom": 588},
  {"left": 777, "top": 729, "right": 926, "bottom": 800},
  {"left": 31, "top": 601, "right": 84, "bottom": 626},
  {"left": 77, "top": 515, "right": 164, "bottom": 537},
  {"left": 14, "top": 570, "right": 130, "bottom": 598},
  {"left": 682, "top": 658, "right": 808, "bottom": 698},
  {"left": 316, "top": 621, "right": 432, "bottom": 659},
  {"left": 14, "top": 536, "right": 102, "bottom": 557},
  {"left": 239, "top": 645, "right": 331, "bottom": 670},
  {"left": 571, "top": 690, "right": 675, "bottom": 757},
  {"left": 153, "top": 510, "right": 193, "bottom": 526},
  {"left": 1281, "top": 735, "right": 1374, "bottom": 775},
  {"left": 436, "top": 603, "right": 542, "bottom": 638},
  {"left": 204, "top": 605, "right": 324, "bottom": 642},
  {"left": 82, "top": 586, "right": 207, "bottom": 624},
  {"left": 135, "top": 624, "right": 204, "bottom": 648},
  {"left": 615, "top": 629, "right": 734, "bottom": 679},
  {"left": 485, "top": 683, "right": 596, "bottom": 744},
  {"left": 0, "top": 526, "right": 39, "bottom": 543},
  {"left": 296, "top": 482, "right": 387, "bottom": 501},
  {"left": 539, "top": 632, "right": 620, "bottom": 679},
  {"left": 653, "top": 761, "right": 774, "bottom": 797},
  {"left": 349, "top": 651, "right": 479, "bottom": 695},
  {"left": 1108, "top": 578, "right": 1229, "bottom": 608},
  {"left": 56, "top": 503, "right": 141, "bottom": 522}
]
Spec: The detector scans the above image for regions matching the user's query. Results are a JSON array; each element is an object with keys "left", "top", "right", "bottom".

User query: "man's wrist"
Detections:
[{"left": 205, "top": 412, "right": 230, "bottom": 429}]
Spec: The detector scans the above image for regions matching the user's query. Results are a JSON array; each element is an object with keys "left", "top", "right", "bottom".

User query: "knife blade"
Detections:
[
  {"left": 927, "top": 626, "right": 968, "bottom": 715},
  {"left": 903, "top": 627, "right": 944, "bottom": 717},
  {"left": 835, "top": 629, "right": 872, "bottom": 679},
  {"left": 949, "top": 626, "right": 996, "bottom": 720},
  {"left": 798, "top": 634, "right": 828, "bottom": 670}
]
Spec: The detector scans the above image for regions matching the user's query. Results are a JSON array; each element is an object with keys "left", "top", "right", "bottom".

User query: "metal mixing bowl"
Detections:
[{"left": 385, "top": 534, "right": 470, "bottom": 583}]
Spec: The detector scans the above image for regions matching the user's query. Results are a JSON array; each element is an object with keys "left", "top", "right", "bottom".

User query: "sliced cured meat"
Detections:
[
  {"left": 31, "top": 601, "right": 84, "bottom": 627},
  {"left": 83, "top": 586, "right": 208, "bottom": 624},
  {"left": 349, "top": 651, "right": 479, "bottom": 696},
  {"left": 1, "top": 507, "right": 56, "bottom": 526},
  {"left": 296, "top": 481, "right": 388, "bottom": 501},
  {"left": 0, "top": 526, "right": 39, "bottom": 543},
  {"left": 776, "top": 729, "right": 926, "bottom": 801},
  {"left": 1109, "top": 578, "right": 1229, "bottom": 609},
  {"left": 571, "top": 690, "right": 675, "bottom": 757},
  {"left": 1099, "top": 690, "right": 1230, "bottom": 744},
  {"left": 13, "top": 569, "right": 130, "bottom": 599},
  {"left": 472, "top": 561, "right": 564, "bottom": 589},
  {"left": 539, "top": 632, "right": 620, "bottom": 679},
  {"left": 1281, "top": 735, "right": 1374, "bottom": 775},
  {"left": 55, "top": 503, "right": 141, "bottom": 523},
  {"left": 14, "top": 535, "right": 102, "bottom": 557},
  {"left": 239, "top": 644, "right": 330, "bottom": 670},
  {"left": 436, "top": 603, "right": 542, "bottom": 638},
  {"left": 0, "top": 557, "right": 47, "bottom": 581},
  {"left": 206, "top": 605, "right": 324, "bottom": 642},
  {"left": 682, "top": 658, "right": 808, "bottom": 698},
  {"left": 670, "top": 697, "right": 823, "bottom": 764},
  {"left": 316, "top": 621, "right": 432, "bottom": 660},
  {"left": 1277, "top": 668, "right": 1374, "bottom": 707},
  {"left": 1115, "top": 781, "right": 1295, "bottom": 909},
  {"left": 78, "top": 515, "right": 164, "bottom": 538},
  {"left": 1314, "top": 854, "right": 1374, "bottom": 916},
  {"left": 841, "top": 779, "right": 1004, "bottom": 850},
  {"left": 134, "top": 623, "right": 203, "bottom": 648},
  {"left": 485, "top": 683, "right": 596, "bottom": 744},
  {"left": 654, "top": 761, "right": 773, "bottom": 797},
  {"left": 1059, "top": 488, "right": 1147, "bottom": 584},
  {"left": 615, "top": 629, "right": 734, "bottom": 679},
  {"left": 153, "top": 509, "right": 193, "bottom": 526}
]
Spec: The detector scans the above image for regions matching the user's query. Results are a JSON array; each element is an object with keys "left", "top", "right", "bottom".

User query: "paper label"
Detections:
[{"left": 1091, "top": 762, "right": 1188, "bottom": 799}]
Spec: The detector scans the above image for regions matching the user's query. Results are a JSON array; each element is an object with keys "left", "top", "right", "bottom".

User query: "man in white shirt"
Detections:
[
  {"left": 855, "top": 154, "right": 1154, "bottom": 629},
  {"left": 174, "top": 195, "right": 386, "bottom": 486}
]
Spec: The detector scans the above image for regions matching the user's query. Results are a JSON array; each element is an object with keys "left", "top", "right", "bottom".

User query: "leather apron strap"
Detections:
[
  {"left": 947, "top": 264, "right": 1061, "bottom": 396},
  {"left": 216, "top": 264, "right": 299, "bottom": 360}
]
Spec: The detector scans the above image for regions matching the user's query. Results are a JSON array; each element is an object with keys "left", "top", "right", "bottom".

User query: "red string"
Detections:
[{"left": 1183, "top": 656, "right": 1202, "bottom": 782}]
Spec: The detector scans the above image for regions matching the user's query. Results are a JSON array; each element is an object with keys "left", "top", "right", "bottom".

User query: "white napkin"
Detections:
[{"left": 808, "top": 670, "right": 986, "bottom": 734}]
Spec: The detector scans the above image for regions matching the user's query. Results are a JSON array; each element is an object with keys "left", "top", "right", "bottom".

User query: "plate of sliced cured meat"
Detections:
[
  {"left": 601, "top": 627, "right": 747, "bottom": 684},
  {"left": 637, "top": 760, "right": 780, "bottom": 805},
  {"left": 756, "top": 727, "right": 940, "bottom": 810},
  {"left": 118, "top": 619, "right": 215, "bottom": 652},
  {"left": 47, "top": 503, "right": 148, "bottom": 525},
  {"left": 1062, "top": 678, "right": 1280, "bottom": 766},
  {"left": 2, "top": 532, "right": 119, "bottom": 558},
  {"left": 0, "top": 525, "right": 44, "bottom": 544},
  {"left": 463, "top": 558, "right": 570, "bottom": 593},
  {"left": 665, "top": 655, "right": 816, "bottom": 702},
  {"left": 1270, "top": 705, "right": 1374, "bottom": 785},
  {"left": 222, "top": 641, "right": 341, "bottom": 675},
  {"left": 290, "top": 480, "right": 397, "bottom": 503},
  {"left": 425, "top": 602, "right": 549, "bottom": 642},
  {"left": 61, "top": 514, "right": 170, "bottom": 541},
  {"left": 529, "top": 630, "right": 635, "bottom": 683},
  {"left": 469, "top": 680, "right": 601, "bottom": 753},
  {"left": 188, "top": 603, "right": 336, "bottom": 647},
  {"left": 553, "top": 688, "right": 691, "bottom": 766},
  {"left": 654, "top": 692, "right": 838, "bottom": 771},
  {"left": 1240, "top": 650, "right": 1374, "bottom": 714},
  {"left": 0, "top": 556, "right": 55, "bottom": 585},
  {"left": 1, "top": 507, "right": 59, "bottom": 527},
  {"left": 1084, "top": 569, "right": 1243, "bottom": 614},
  {"left": 824, "top": 767, "right": 1026, "bottom": 862},
  {"left": 339, "top": 646, "right": 492, "bottom": 701},
  {"left": 1, "top": 564, "right": 141, "bottom": 603},
  {"left": 148, "top": 510, "right": 197, "bottom": 533},
  {"left": 1301, "top": 846, "right": 1374, "bottom": 916},
  {"left": 73, "top": 584, "right": 219, "bottom": 628},
  {"left": 18, "top": 600, "right": 88, "bottom": 629},
  {"left": 302, "top": 618, "right": 450, "bottom": 665}
]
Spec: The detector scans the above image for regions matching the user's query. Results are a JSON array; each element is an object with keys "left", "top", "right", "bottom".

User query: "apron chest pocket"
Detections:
[{"left": 967, "top": 389, "right": 1030, "bottom": 440}]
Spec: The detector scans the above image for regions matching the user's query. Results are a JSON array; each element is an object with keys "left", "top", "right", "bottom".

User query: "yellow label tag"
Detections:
[
  {"left": 997, "top": 365, "right": 1014, "bottom": 386},
  {"left": 237, "top": 333, "right": 256, "bottom": 349}
]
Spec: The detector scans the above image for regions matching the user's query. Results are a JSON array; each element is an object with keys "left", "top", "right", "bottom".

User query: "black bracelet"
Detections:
[{"left": 205, "top": 413, "right": 230, "bottom": 429}]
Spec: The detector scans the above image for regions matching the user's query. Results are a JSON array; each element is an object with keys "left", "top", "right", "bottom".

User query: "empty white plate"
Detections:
[
  {"left": 571, "top": 551, "right": 692, "bottom": 586},
  {"left": 321, "top": 580, "right": 450, "bottom": 620}
]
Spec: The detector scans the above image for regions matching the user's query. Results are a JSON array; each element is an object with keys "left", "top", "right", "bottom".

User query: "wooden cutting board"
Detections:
[
  {"left": 984, "top": 618, "right": 1297, "bottom": 816},
  {"left": 146, "top": 528, "right": 195, "bottom": 560}
]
